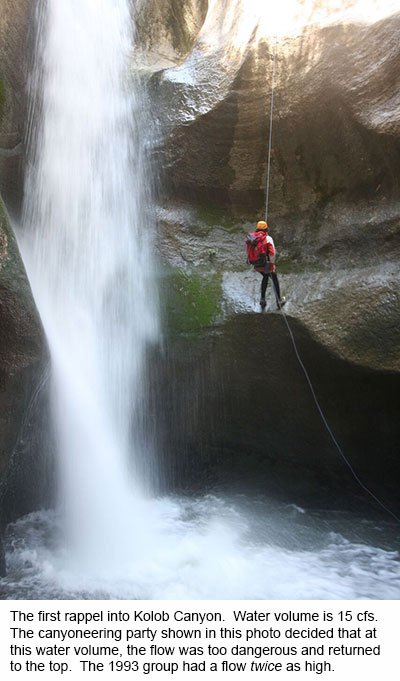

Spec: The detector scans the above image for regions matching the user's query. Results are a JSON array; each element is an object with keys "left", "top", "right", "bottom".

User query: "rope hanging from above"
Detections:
[{"left": 265, "top": 39, "right": 277, "bottom": 222}]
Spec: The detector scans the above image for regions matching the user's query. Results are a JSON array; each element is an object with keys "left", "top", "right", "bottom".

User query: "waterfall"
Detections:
[{"left": 19, "top": 0, "right": 158, "bottom": 565}]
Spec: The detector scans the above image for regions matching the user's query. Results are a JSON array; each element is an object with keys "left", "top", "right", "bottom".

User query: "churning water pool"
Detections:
[{"left": 1, "top": 494, "right": 399, "bottom": 600}]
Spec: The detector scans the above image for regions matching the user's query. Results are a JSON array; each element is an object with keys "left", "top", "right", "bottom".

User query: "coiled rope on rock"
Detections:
[{"left": 264, "top": 38, "right": 400, "bottom": 524}]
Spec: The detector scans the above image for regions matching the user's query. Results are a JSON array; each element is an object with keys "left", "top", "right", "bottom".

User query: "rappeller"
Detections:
[{"left": 246, "top": 220, "right": 286, "bottom": 310}]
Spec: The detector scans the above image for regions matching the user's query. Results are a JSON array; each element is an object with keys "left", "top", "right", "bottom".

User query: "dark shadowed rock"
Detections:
[
  {"left": 0, "top": 195, "right": 50, "bottom": 537},
  {"left": 149, "top": 312, "right": 400, "bottom": 516},
  {"left": 0, "top": 538, "right": 4, "bottom": 575}
]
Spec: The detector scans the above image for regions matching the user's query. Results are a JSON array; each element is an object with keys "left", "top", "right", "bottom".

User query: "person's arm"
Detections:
[{"left": 266, "top": 236, "right": 276, "bottom": 273}]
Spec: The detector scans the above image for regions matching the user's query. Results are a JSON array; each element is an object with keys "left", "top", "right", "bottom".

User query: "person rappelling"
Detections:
[
  {"left": 246, "top": 41, "right": 286, "bottom": 311},
  {"left": 246, "top": 220, "right": 286, "bottom": 309}
]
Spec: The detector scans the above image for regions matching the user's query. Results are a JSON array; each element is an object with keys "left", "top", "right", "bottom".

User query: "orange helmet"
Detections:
[{"left": 257, "top": 220, "right": 268, "bottom": 230}]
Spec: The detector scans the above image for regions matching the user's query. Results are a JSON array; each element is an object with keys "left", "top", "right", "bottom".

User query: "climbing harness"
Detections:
[{"left": 264, "top": 40, "right": 400, "bottom": 524}]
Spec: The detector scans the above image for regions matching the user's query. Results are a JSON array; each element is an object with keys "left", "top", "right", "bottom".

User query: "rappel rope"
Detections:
[
  {"left": 265, "top": 40, "right": 277, "bottom": 223},
  {"left": 264, "top": 40, "right": 400, "bottom": 524}
]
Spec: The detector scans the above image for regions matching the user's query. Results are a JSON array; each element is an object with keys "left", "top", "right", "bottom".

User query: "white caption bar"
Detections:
[{"left": 0, "top": 600, "right": 398, "bottom": 679}]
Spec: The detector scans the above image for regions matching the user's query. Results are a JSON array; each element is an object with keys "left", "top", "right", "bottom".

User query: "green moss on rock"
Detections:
[{"left": 161, "top": 266, "right": 221, "bottom": 335}]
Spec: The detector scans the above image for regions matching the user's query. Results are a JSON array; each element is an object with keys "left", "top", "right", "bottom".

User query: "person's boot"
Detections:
[
  {"left": 260, "top": 298, "right": 266, "bottom": 308},
  {"left": 276, "top": 296, "right": 286, "bottom": 310}
]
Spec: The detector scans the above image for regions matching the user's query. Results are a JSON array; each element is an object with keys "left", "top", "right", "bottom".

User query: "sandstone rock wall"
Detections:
[
  {"left": 149, "top": 1, "right": 400, "bottom": 372},
  {"left": 153, "top": 6, "right": 400, "bottom": 216},
  {"left": 0, "top": 0, "right": 32, "bottom": 213},
  {"left": 148, "top": 313, "right": 400, "bottom": 515},
  {"left": 134, "top": 0, "right": 208, "bottom": 68}
]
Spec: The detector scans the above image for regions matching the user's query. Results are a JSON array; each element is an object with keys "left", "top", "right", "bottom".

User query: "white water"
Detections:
[
  {"left": 3, "top": 0, "right": 399, "bottom": 601},
  {"left": 20, "top": 0, "right": 158, "bottom": 565},
  {"left": 2, "top": 499, "right": 400, "bottom": 599}
]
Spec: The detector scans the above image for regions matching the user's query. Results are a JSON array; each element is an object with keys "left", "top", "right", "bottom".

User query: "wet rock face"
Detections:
[
  {"left": 0, "top": 0, "right": 31, "bottom": 213},
  {"left": 154, "top": 7, "right": 400, "bottom": 214},
  {"left": 264, "top": 16, "right": 400, "bottom": 217},
  {"left": 134, "top": 0, "right": 208, "bottom": 68},
  {"left": 0, "top": 196, "right": 49, "bottom": 530}
]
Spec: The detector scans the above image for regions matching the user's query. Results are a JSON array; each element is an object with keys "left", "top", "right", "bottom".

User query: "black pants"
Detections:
[{"left": 260, "top": 271, "right": 281, "bottom": 303}]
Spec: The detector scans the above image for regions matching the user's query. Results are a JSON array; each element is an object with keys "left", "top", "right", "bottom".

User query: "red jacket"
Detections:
[{"left": 254, "top": 233, "right": 276, "bottom": 274}]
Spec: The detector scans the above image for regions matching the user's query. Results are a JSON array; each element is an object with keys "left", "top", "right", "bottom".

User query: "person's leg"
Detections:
[
  {"left": 260, "top": 273, "right": 269, "bottom": 303},
  {"left": 271, "top": 272, "right": 286, "bottom": 308},
  {"left": 271, "top": 272, "right": 280, "bottom": 303}
]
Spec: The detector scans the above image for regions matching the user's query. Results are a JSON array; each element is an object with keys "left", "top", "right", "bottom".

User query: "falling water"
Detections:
[
  {"left": 1, "top": 0, "right": 399, "bottom": 600},
  {"left": 19, "top": 0, "right": 158, "bottom": 564}
]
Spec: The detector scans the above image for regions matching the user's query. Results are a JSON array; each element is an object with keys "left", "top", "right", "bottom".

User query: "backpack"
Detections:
[{"left": 246, "top": 231, "right": 267, "bottom": 267}]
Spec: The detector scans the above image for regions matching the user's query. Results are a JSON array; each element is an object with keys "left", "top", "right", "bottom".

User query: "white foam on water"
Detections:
[{"left": 2, "top": 499, "right": 400, "bottom": 600}]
